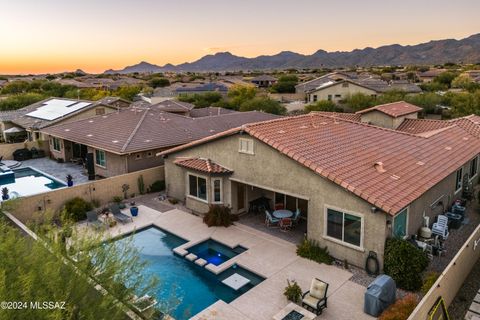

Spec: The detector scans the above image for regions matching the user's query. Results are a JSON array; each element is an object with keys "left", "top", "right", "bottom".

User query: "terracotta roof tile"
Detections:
[
  {"left": 174, "top": 158, "right": 232, "bottom": 174},
  {"left": 356, "top": 101, "right": 422, "bottom": 118}
]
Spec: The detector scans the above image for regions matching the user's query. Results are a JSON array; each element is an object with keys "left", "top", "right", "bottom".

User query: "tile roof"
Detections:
[
  {"left": 189, "top": 107, "right": 237, "bottom": 118},
  {"left": 161, "top": 113, "right": 480, "bottom": 215},
  {"left": 356, "top": 101, "right": 422, "bottom": 118},
  {"left": 397, "top": 115, "right": 480, "bottom": 137},
  {"left": 175, "top": 83, "right": 228, "bottom": 93},
  {"left": 174, "top": 158, "right": 232, "bottom": 174},
  {"left": 312, "top": 111, "right": 361, "bottom": 122},
  {"left": 150, "top": 100, "right": 195, "bottom": 113},
  {"left": 42, "top": 108, "right": 279, "bottom": 154}
]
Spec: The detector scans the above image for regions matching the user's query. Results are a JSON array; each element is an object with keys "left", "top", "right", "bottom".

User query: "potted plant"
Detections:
[
  {"left": 66, "top": 174, "right": 73, "bottom": 187},
  {"left": 1, "top": 187, "right": 9, "bottom": 201},
  {"left": 284, "top": 279, "right": 302, "bottom": 303},
  {"left": 112, "top": 196, "right": 126, "bottom": 209}
]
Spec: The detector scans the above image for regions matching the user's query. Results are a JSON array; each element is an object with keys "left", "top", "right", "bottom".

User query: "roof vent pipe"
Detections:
[{"left": 374, "top": 162, "right": 386, "bottom": 173}]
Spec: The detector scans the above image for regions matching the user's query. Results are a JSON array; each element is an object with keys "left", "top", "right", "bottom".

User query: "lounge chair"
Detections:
[
  {"left": 302, "top": 278, "right": 329, "bottom": 315},
  {"left": 86, "top": 210, "right": 103, "bottom": 230},
  {"left": 265, "top": 210, "right": 280, "bottom": 227},
  {"left": 109, "top": 203, "right": 133, "bottom": 224},
  {"left": 432, "top": 215, "right": 449, "bottom": 239}
]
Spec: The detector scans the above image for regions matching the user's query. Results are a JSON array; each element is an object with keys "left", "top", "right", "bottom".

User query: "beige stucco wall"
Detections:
[
  {"left": 360, "top": 110, "right": 418, "bottom": 129},
  {"left": 8, "top": 166, "right": 165, "bottom": 223},
  {"left": 0, "top": 140, "right": 49, "bottom": 160},
  {"left": 126, "top": 149, "right": 166, "bottom": 173},
  {"left": 89, "top": 147, "right": 128, "bottom": 178},
  {"left": 307, "top": 82, "right": 377, "bottom": 103},
  {"left": 164, "top": 134, "right": 388, "bottom": 268}
]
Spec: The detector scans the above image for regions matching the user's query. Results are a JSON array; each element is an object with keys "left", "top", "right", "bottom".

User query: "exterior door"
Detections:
[{"left": 237, "top": 184, "right": 246, "bottom": 213}]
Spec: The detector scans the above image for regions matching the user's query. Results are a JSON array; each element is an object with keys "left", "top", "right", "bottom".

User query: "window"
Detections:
[
  {"left": 342, "top": 82, "right": 349, "bottom": 88},
  {"left": 95, "top": 149, "right": 106, "bottom": 167},
  {"left": 327, "top": 95, "right": 332, "bottom": 101},
  {"left": 326, "top": 208, "right": 362, "bottom": 247},
  {"left": 188, "top": 174, "right": 207, "bottom": 201},
  {"left": 95, "top": 108, "right": 105, "bottom": 115},
  {"left": 212, "top": 179, "right": 222, "bottom": 203},
  {"left": 455, "top": 168, "right": 463, "bottom": 192},
  {"left": 147, "top": 151, "right": 153, "bottom": 158},
  {"left": 135, "top": 153, "right": 143, "bottom": 160},
  {"left": 469, "top": 156, "right": 478, "bottom": 179},
  {"left": 35, "top": 132, "right": 40, "bottom": 140},
  {"left": 334, "top": 94, "right": 341, "bottom": 98},
  {"left": 239, "top": 138, "right": 254, "bottom": 154},
  {"left": 274, "top": 192, "right": 308, "bottom": 216},
  {"left": 313, "top": 95, "right": 318, "bottom": 102},
  {"left": 393, "top": 208, "right": 408, "bottom": 238},
  {"left": 52, "top": 137, "right": 61, "bottom": 152}
]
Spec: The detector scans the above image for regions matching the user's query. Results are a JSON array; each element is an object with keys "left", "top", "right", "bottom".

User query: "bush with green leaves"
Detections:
[
  {"left": 384, "top": 238, "right": 429, "bottom": 291},
  {"left": 203, "top": 205, "right": 238, "bottom": 227},
  {"left": 305, "top": 100, "right": 342, "bottom": 112},
  {"left": 63, "top": 197, "right": 94, "bottom": 221},
  {"left": 421, "top": 271, "right": 439, "bottom": 295},
  {"left": 284, "top": 279, "right": 302, "bottom": 303},
  {"left": 296, "top": 238, "right": 333, "bottom": 265},
  {"left": 149, "top": 180, "right": 166, "bottom": 193}
]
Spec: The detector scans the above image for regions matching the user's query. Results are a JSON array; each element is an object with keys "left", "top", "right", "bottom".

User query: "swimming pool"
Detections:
[
  {"left": 187, "top": 239, "right": 247, "bottom": 266},
  {"left": 0, "top": 167, "right": 66, "bottom": 199},
  {"left": 114, "top": 227, "right": 264, "bottom": 320}
]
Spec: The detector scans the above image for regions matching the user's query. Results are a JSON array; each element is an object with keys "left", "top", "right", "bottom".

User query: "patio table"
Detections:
[{"left": 273, "top": 209, "right": 293, "bottom": 219}]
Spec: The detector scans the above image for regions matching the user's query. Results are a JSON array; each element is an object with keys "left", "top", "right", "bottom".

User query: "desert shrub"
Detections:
[
  {"left": 203, "top": 205, "right": 238, "bottom": 227},
  {"left": 421, "top": 272, "right": 439, "bottom": 295},
  {"left": 296, "top": 238, "right": 333, "bottom": 265},
  {"left": 384, "top": 238, "right": 429, "bottom": 291},
  {"left": 90, "top": 198, "right": 101, "bottom": 208},
  {"left": 379, "top": 294, "right": 418, "bottom": 320},
  {"left": 63, "top": 197, "right": 93, "bottom": 221},
  {"left": 284, "top": 279, "right": 302, "bottom": 303},
  {"left": 137, "top": 175, "right": 145, "bottom": 195},
  {"left": 112, "top": 196, "right": 123, "bottom": 204},
  {"left": 149, "top": 180, "right": 165, "bottom": 193}
]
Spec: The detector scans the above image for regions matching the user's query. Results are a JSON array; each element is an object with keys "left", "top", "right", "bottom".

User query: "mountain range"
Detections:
[{"left": 104, "top": 33, "right": 480, "bottom": 74}]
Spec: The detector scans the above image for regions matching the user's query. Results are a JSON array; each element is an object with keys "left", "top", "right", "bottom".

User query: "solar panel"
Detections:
[{"left": 26, "top": 99, "right": 92, "bottom": 121}]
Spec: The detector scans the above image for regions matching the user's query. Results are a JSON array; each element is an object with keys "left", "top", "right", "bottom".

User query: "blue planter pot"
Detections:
[
  {"left": 2, "top": 195, "right": 9, "bottom": 201},
  {"left": 130, "top": 206, "right": 139, "bottom": 217},
  {"left": 67, "top": 181, "right": 73, "bottom": 187}
]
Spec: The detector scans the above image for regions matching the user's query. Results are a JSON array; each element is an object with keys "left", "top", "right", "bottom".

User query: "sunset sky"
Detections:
[{"left": 1, "top": 0, "right": 479, "bottom": 74}]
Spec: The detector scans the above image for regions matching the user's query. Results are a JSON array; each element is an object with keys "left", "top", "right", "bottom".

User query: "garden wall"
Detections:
[
  {"left": 7, "top": 166, "right": 165, "bottom": 223},
  {"left": 408, "top": 224, "right": 480, "bottom": 320},
  {"left": 0, "top": 140, "right": 49, "bottom": 159}
]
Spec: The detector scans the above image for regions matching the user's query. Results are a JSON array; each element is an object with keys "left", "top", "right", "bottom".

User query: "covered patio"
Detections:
[{"left": 232, "top": 181, "right": 309, "bottom": 244}]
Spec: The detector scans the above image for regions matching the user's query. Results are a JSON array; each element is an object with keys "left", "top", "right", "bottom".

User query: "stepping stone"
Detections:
[
  {"left": 195, "top": 258, "right": 207, "bottom": 267},
  {"left": 185, "top": 253, "right": 197, "bottom": 261},
  {"left": 470, "top": 302, "right": 480, "bottom": 314},
  {"left": 465, "top": 311, "right": 480, "bottom": 320},
  {"left": 475, "top": 293, "right": 480, "bottom": 304},
  {"left": 221, "top": 273, "right": 250, "bottom": 290},
  {"left": 173, "top": 247, "right": 187, "bottom": 257}
]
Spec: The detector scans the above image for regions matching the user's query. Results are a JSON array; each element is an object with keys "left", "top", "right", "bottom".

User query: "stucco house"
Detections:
[
  {"left": 0, "top": 97, "right": 129, "bottom": 143},
  {"left": 251, "top": 75, "right": 277, "bottom": 88},
  {"left": 41, "top": 107, "right": 278, "bottom": 178},
  {"left": 159, "top": 112, "right": 480, "bottom": 269}
]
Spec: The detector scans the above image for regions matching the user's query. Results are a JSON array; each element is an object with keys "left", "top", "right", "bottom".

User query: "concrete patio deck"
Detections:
[
  {"left": 83, "top": 204, "right": 375, "bottom": 320},
  {"left": 19, "top": 158, "right": 88, "bottom": 184}
]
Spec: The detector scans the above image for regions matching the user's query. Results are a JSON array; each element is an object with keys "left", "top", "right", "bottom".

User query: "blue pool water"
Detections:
[
  {"left": 187, "top": 239, "right": 247, "bottom": 266},
  {"left": 115, "top": 227, "right": 264, "bottom": 320},
  {"left": 0, "top": 167, "right": 65, "bottom": 199}
]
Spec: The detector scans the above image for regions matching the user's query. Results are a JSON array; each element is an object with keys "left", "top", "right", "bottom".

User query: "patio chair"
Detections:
[
  {"left": 86, "top": 210, "right": 103, "bottom": 230},
  {"left": 302, "top": 278, "right": 329, "bottom": 315},
  {"left": 109, "top": 203, "right": 133, "bottom": 224},
  {"left": 279, "top": 218, "right": 292, "bottom": 231},
  {"left": 292, "top": 208, "right": 301, "bottom": 226},
  {"left": 265, "top": 210, "right": 280, "bottom": 227},
  {"left": 274, "top": 203, "right": 284, "bottom": 210},
  {"left": 432, "top": 214, "right": 449, "bottom": 240}
]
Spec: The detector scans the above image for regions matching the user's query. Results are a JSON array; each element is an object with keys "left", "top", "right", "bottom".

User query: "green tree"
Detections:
[
  {"left": 178, "top": 92, "right": 224, "bottom": 108},
  {"left": 239, "top": 97, "right": 286, "bottom": 115},
  {"left": 0, "top": 216, "right": 161, "bottom": 320},
  {"left": 270, "top": 75, "right": 298, "bottom": 93},
  {"left": 148, "top": 77, "right": 170, "bottom": 88},
  {"left": 228, "top": 85, "right": 257, "bottom": 108},
  {"left": 433, "top": 72, "right": 458, "bottom": 88},
  {"left": 0, "top": 93, "right": 45, "bottom": 111},
  {"left": 113, "top": 86, "right": 141, "bottom": 101},
  {"left": 1, "top": 81, "right": 31, "bottom": 94},
  {"left": 342, "top": 93, "right": 376, "bottom": 111},
  {"left": 305, "top": 100, "right": 341, "bottom": 112}
]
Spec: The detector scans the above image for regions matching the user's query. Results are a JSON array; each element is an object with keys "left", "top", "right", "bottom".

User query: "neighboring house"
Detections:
[
  {"left": 416, "top": 69, "right": 446, "bottom": 83},
  {"left": 175, "top": 83, "right": 229, "bottom": 96},
  {"left": 251, "top": 75, "right": 277, "bottom": 88},
  {"left": 41, "top": 108, "right": 278, "bottom": 178},
  {"left": 297, "top": 72, "right": 421, "bottom": 103},
  {"left": 159, "top": 112, "right": 480, "bottom": 269},
  {"left": 0, "top": 97, "right": 128, "bottom": 143},
  {"left": 149, "top": 100, "right": 195, "bottom": 116}
]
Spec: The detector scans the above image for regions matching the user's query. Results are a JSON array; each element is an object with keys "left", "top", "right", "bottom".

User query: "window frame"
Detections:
[
  {"left": 392, "top": 207, "right": 409, "bottom": 239},
  {"left": 455, "top": 167, "right": 463, "bottom": 194},
  {"left": 323, "top": 205, "right": 364, "bottom": 251},
  {"left": 95, "top": 149, "right": 107, "bottom": 168},
  {"left": 187, "top": 172, "right": 208, "bottom": 203},
  {"left": 52, "top": 137, "right": 62, "bottom": 152},
  {"left": 239, "top": 138, "right": 254, "bottom": 155},
  {"left": 469, "top": 156, "right": 478, "bottom": 180},
  {"left": 212, "top": 178, "right": 223, "bottom": 203},
  {"left": 95, "top": 107, "right": 106, "bottom": 115}
]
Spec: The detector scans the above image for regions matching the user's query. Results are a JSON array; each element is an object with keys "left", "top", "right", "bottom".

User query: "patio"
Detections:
[
  {"left": 81, "top": 200, "right": 375, "bottom": 320},
  {"left": 18, "top": 158, "right": 89, "bottom": 185}
]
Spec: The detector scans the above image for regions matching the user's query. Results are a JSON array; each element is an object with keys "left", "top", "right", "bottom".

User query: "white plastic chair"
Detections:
[{"left": 432, "top": 215, "right": 449, "bottom": 239}]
